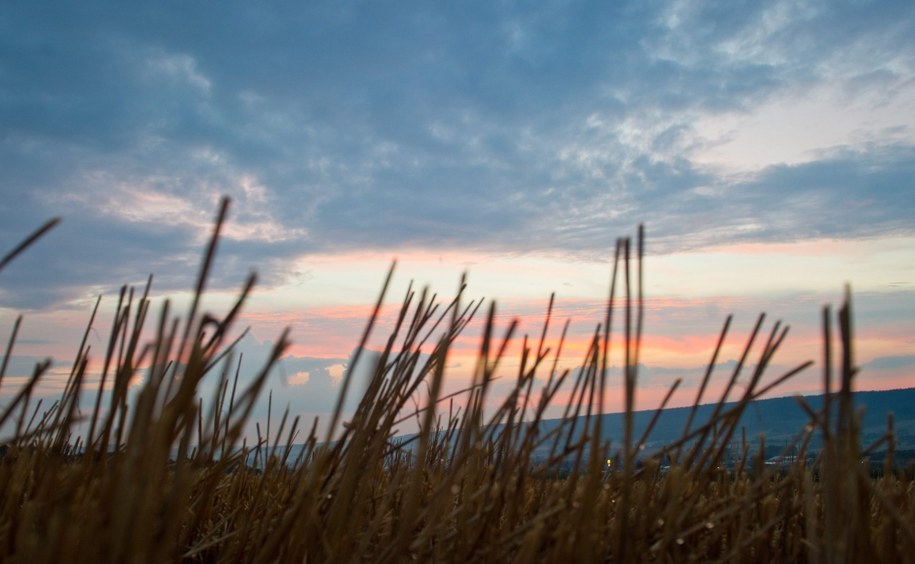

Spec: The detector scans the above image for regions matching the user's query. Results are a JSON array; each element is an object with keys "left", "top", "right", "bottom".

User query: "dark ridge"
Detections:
[{"left": 536, "top": 387, "right": 915, "bottom": 453}]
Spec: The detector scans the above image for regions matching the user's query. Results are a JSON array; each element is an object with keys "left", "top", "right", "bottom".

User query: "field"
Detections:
[{"left": 1, "top": 198, "right": 913, "bottom": 562}]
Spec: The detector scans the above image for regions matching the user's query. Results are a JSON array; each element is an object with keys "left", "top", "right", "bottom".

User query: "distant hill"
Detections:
[
  {"left": 536, "top": 387, "right": 915, "bottom": 455},
  {"left": 254, "top": 388, "right": 915, "bottom": 470}
]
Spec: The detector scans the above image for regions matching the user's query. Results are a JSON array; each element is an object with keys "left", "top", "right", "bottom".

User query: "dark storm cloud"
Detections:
[{"left": 1, "top": 0, "right": 914, "bottom": 307}]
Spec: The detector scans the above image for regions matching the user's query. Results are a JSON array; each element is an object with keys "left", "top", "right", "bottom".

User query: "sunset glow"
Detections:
[{"left": 1, "top": 1, "right": 913, "bottom": 441}]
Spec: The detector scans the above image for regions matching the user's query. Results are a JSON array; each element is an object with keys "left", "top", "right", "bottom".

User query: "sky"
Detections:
[{"left": 1, "top": 0, "right": 914, "bottom": 440}]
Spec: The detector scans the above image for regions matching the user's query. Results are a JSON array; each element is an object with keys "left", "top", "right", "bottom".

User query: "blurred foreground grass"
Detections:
[{"left": 0, "top": 198, "right": 913, "bottom": 563}]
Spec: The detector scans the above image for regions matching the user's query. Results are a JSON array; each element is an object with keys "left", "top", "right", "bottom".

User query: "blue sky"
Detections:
[{"left": 1, "top": 1, "right": 914, "bottom": 436}]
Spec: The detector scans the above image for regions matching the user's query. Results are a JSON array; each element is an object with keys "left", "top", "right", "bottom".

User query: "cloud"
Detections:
[
  {"left": 643, "top": 143, "right": 915, "bottom": 251},
  {"left": 865, "top": 355, "right": 915, "bottom": 371},
  {"left": 1, "top": 0, "right": 914, "bottom": 309}
]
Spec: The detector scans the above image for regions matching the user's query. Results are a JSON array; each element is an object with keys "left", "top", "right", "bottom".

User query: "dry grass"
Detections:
[{"left": 1, "top": 197, "right": 913, "bottom": 563}]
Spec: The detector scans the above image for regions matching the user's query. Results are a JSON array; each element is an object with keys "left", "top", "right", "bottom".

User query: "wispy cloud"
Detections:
[{"left": 1, "top": 1, "right": 913, "bottom": 351}]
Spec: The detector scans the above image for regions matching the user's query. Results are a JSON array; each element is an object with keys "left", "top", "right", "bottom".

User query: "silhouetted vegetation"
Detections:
[{"left": 1, "top": 198, "right": 912, "bottom": 562}]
